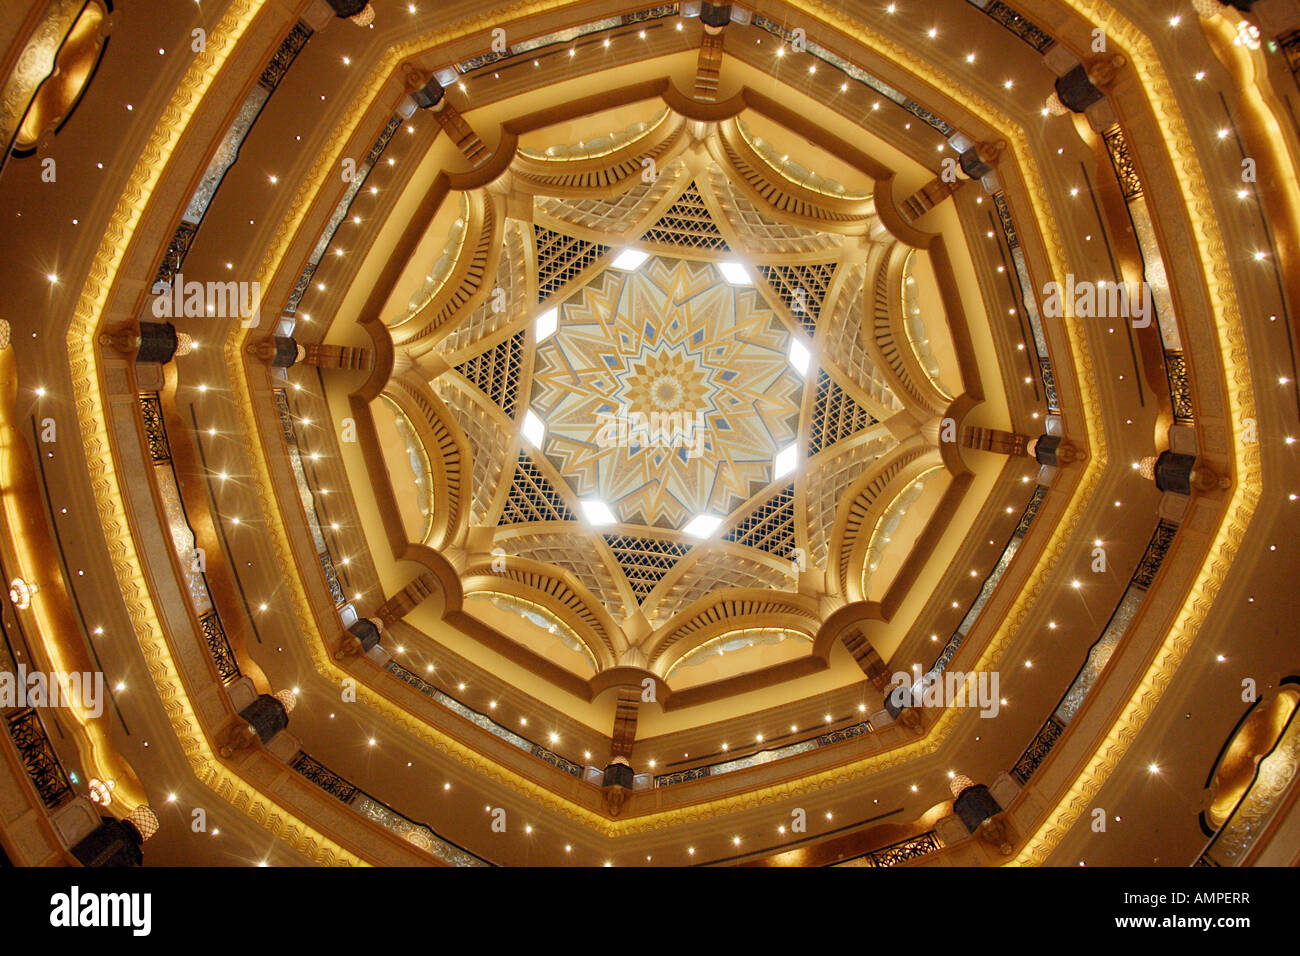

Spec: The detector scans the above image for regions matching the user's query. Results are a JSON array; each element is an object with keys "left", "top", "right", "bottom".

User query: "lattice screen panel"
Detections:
[
  {"left": 823, "top": 262, "right": 903, "bottom": 412},
  {"left": 452, "top": 330, "right": 525, "bottom": 419},
  {"left": 439, "top": 222, "right": 525, "bottom": 356},
  {"left": 505, "top": 532, "right": 628, "bottom": 622},
  {"left": 433, "top": 379, "right": 509, "bottom": 525},
  {"left": 707, "top": 169, "right": 843, "bottom": 254},
  {"left": 640, "top": 182, "right": 730, "bottom": 252},
  {"left": 808, "top": 369, "right": 877, "bottom": 455},
  {"left": 500, "top": 453, "right": 576, "bottom": 525},
  {"left": 805, "top": 436, "right": 891, "bottom": 570},
  {"left": 756, "top": 262, "right": 837, "bottom": 335},
  {"left": 534, "top": 225, "right": 610, "bottom": 301},
  {"left": 652, "top": 552, "right": 791, "bottom": 624},
  {"left": 536, "top": 159, "right": 684, "bottom": 234},
  {"left": 724, "top": 483, "right": 797, "bottom": 559},
  {"left": 603, "top": 535, "right": 692, "bottom": 603}
]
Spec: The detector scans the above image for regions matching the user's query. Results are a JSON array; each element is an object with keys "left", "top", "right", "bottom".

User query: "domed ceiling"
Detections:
[
  {"left": 4, "top": 0, "right": 1289, "bottom": 875},
  {"left": 371, "top": 114, "right": 971, "bottom": 668}
]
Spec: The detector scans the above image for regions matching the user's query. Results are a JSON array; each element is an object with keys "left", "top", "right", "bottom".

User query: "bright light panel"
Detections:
[
  {"left": 718, "top": 261, "right": 751, "bottom": 285},
  {"left": 536, "top": 308, "right": 558, "bottom": 341},
  {"left": 787, "top": 338, "right": 811, "bottom": 376},
  {"left": 522, "top": 409, "right": 545, "bottom": 448},
  {"left": 611, "top": 249, "right": 650, "bottom": 270},
  {"left": 774, "top": 443, "right": 798, "bottom": 478},
  {"left": 580, "top": 499, "right": 616, "bottom": 526},
  {"left": 683, "top": 513, "right": 723, "bottom": 538}
]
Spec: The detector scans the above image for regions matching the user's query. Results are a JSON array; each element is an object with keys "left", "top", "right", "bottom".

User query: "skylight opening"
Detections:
[
  {"left": 522, "top": 409, "right": 545, "bottom": 448},
  {"left": 580, "top": 499, "right": 617, "bottom": 526},
  {"left": 787, "top": 338, "right": 812, "bottom": 376},
  {"left": 718, "top": 261, "right": 751, "bottom": 285},
  {"left": 611, "top": 248, "right": 650, "bottom": 270},
  {"left": 536, "top": 308, "right": 558, "bottom": 341},
  {"left": 683, "top": 513, "right": 723, "bottom": 538},
  {"left": 774, "top": 443, "right": 799, "bottom": 479}
]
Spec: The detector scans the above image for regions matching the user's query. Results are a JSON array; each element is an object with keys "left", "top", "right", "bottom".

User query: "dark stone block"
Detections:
[
  {"left": 954, "top": 783, "right": 1001, "bottom": 833},
  {"left": 238, "top": 694, "right": 289, "bottom": 744},
  {"left": 71, "top": 817, "right": 144, "bottom": 868},
  {"left": 136, "top": 322, "right": 179, "bottom": 364},
  {"left": 701, "top": 3, "right": 732, "bottom": 27},
  {"left": 1154, "top": 451, "right": 1196, "bottom": 495},
  {"left": 1054, "top": 64, "right": 1104, "bottom": 113},
  {"left": 348, "top": 618, "right": 382, "bottom": 653}
]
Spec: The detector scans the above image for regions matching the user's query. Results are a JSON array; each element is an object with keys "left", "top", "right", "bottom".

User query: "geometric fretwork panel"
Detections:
[
  {"left": 534, "top": 225, "right": 610, "bottom": 301},
  {"left": 755, "top": 262, "right": 836, "bottom": 335},
  {"left": 808, "top": 369, "right": 877, "bottom": 455},
  {"left": 707, "top": 168, "right": 843, "bottom": 254},
  {"left": 603, "top": 534, "right": 692, "bottom": 603},
  {"left": 504, "top": 532, "right": 629, "bottom": 621},
  {"left": 641, "top": 181, "right": 730, "bottom": 252},
  {"left": 823, "top": 262, "right": 903, "bottom": 413},
  {"left": 530, "top": 257, "right": 802, "bottom": 529},
  {"left": 453, "top": 330, "right": 525, "bottom": 420},
  {"left": 499, "top": 453, "right": 575, "bottom": 525},
  {"left": 439, "top": 222, "right": 526, "bottom": 356},
  {"left": 650, "top": 550, "right": 792, "bottom": 624},
  {"left": 433, "top": 379, "right": 510, "bottom": 526},
  {"left": 724, "top": 483, "right": 797, "bottom": 560},
  {"left": 806, "top": 436, "right": 893, "bottom": 570}
]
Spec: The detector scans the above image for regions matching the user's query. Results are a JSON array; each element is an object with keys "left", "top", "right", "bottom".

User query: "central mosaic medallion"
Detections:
[{"left": 530, "top": 256, "right": 803, "bottom": 530}]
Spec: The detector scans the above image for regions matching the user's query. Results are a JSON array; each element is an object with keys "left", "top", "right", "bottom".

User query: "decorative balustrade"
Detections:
[
  {"left": 1011, "top": 518, "right": 1179, "bottom": 785},
  {"left": 840, "top": 830, "right": 944, "bottom": 867},
  {"left": 5, "top": 707, "right": 74, "bottom": 809},
  {"left": 291, "top": 750, "right": 488, "bottom": 866},
  {"left": 199, "top": 611, "right": 239, "bottom": 685}
]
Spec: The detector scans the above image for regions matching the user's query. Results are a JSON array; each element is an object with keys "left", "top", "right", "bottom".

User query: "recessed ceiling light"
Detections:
[
  {"left": 580, "top": 499, "right": 616, "bottom": 526},
  {"left": 611, "top": 249, "right": 649, "bottom": 270},
  {"left": 787, "top": 338, "right": 812, "bottom": 376},
  {"left": 536, "top": 307, "right": 558, "bottom": 341},
  {"left": 718, "top": 260, "right": 751, "bottom": 285},
  {"left": 683, "top": 513, "right": 723, "bottom": 538},
  {"left": 774, "top": 443, "right": 799, "bottom": 478},
  {"left": 522, "top": 409, "right": 546, "bottom": 448}
]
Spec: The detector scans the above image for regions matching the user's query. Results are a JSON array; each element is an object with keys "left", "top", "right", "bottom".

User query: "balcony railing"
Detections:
[
  {"left": 291, "top": 751, "right": 489, "bottom": 866},
  {"left": 5, "top": 707, "right": 74, "bottom": 810}
]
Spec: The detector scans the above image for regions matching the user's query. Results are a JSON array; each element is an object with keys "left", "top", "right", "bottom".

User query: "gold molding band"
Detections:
[
  {"left": 223, "top": 2, "right": 1111, "bottom": 837},
  {"left": 64, "top": 0, "right": 365, "bottom": 866},
  {"left": 1007, "top": 0, "right": 1260, "bottom": 865}
]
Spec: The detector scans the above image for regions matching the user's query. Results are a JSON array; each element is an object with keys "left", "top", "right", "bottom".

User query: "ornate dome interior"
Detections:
[{"left": 0, "top": 0, "right": 1298, "bottom": 875}]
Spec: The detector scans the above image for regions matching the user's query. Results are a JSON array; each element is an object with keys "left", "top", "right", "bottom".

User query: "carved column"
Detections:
[
  {"left": 252, "top": 335, "right": 371, "bottom": 371},
  {"left": 602, "top": 687, "right": 641, "bottom": 815},
  {"left": 961, "top": 426, "right": 1029, "bottom": 457},
  {"left": 900, "top": 175, "right": 966, "bottom": 223},
  {"left": 950, "top": 773, "right": 1013, "bottom": 855},
  {"left": 694, "top": 4, "right": 731, "bottom": 101},
  {"left": 336, "top": 573, "right": 438, "bottom": 658},
  {"left": 842, "top": 626, "right": 891, "bottom": 690}
]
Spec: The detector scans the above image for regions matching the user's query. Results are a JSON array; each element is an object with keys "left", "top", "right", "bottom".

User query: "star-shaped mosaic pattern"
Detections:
[{"left": 529, "top": 256, "right": 803, "bottom": 529}]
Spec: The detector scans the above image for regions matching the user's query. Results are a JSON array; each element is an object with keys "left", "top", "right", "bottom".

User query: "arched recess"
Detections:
[
  {"left": 461, "top": 558, "right": 619, "bottom": 671},
  {"left": 865, "top": 241, "right": 951, "bottom": 418},
  {"left": 645, "top": 588, "right": 822, "bottom": 677},
  {"left": 830, "top": 441, "right": 942, "bottom": 602},
  {"left": 390, "top": 189, "right": 502, "bottom": 356},
  {"left": 511, "top": 106, "right": 688, "bottom": 198},
  {"left": 381, "top": 371, "right": 470, "bottom": 551},
  {"left": 1200, "top": 680, "right": 1300, "bottom": 837},
  {"left": 710, "top": 117, "right": 876, "bottom": 235}
]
